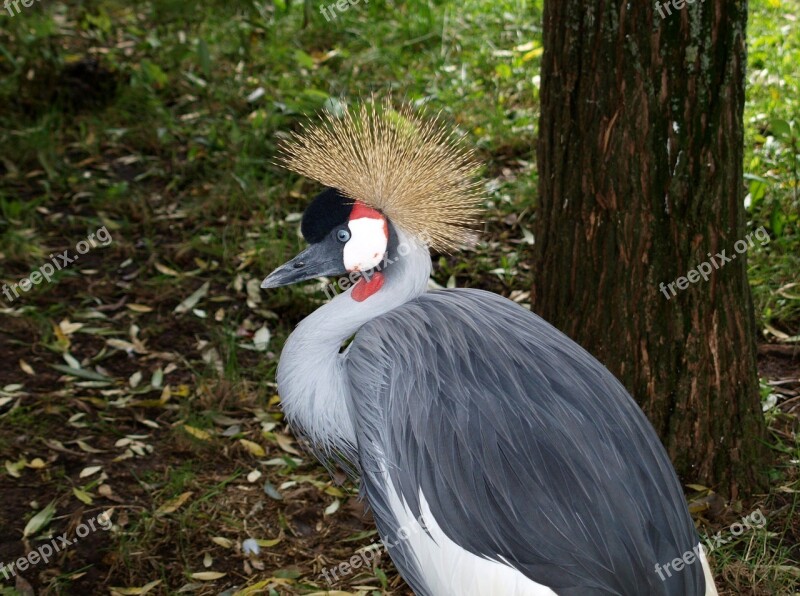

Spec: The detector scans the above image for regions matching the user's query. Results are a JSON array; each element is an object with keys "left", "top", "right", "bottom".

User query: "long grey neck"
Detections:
[{"left": 276, "top": 228, "right": 432, "bottom": 458}]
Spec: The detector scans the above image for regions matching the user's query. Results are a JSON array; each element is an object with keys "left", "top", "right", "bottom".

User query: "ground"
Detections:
[{"left": 0, "top": 0, "right": 798, "bottom": 595}]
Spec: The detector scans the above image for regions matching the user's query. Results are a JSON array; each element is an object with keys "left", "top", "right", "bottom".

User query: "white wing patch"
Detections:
[
  {"left": 344, "top": 217, "right": 387, "bottom": 272},
  {"left": 700, "top": 547, "right": 718, "bottom": 596},
  {"left": 382, "top": 472, "right": 557, "bottom": 596}
]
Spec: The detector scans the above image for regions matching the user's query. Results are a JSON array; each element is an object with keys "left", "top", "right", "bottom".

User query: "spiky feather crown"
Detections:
[{"left": 277, "top": 100, "right": 484, "bottom": 252}]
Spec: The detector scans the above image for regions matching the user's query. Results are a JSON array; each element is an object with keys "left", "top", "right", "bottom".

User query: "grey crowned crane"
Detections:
[{"left": 261, "top": 102, "right": 718, "bottom": 596}]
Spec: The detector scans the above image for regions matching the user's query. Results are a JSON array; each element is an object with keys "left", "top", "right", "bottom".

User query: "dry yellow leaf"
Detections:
[
  {"left": 109, "top": 579, "right": 162, "bottom": 595},
  {"left": 211, "top": 536, "right": 233, "bottom": 548},
  {"left": 255, "top": 537, "right": 282, "bottom": 548},
  {"left": 232, "top": 580, "right": 273, "bottom": 595},
  {"left": 154, "top": 262, "right": 181, "bottom": 277},
  {"left": 76, "top": 440, "right": 105, "bottom": 453},
  {"left": 59, "top": 319, "right": 84, "bottom": 335},
  {"left": 52, "top": 323, "right": 70, "bottom": 351},
  {"left": 239, "top": 439, "right": 266, "bottom": 457},
  {"left": 183, "top": 425, "right": 211, "bottom": 441},
  {"left": 190, "top": 571, "right": 226, "bottom": 580},
  {"left": 126, "top": 304, "right": 154, "bottom": 313},
  {"left": 274, "top": 433, "right": 301, "bottom": 456},
  {"left": 324, "top": 486, "right": 346, "bottom": 497},
  {"left": 156, "top": 491, "right": 193, "bottom": 515}
]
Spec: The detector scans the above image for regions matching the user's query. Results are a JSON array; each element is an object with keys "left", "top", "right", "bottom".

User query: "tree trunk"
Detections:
[{"left": 534, "top": 0, "right": 767, "bottom": 499}]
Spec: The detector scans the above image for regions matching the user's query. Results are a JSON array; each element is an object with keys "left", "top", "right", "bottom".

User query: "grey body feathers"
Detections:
[{"left": 346, "top": 288, "right": 705, "bottom": 595}]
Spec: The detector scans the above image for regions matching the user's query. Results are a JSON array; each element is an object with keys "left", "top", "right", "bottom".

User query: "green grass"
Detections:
[
  {"left": 0, "top": 0, "right": 797, "bottom": 594},
  {"left": 745, "top": 0, "right": 800, "bottom": 336}
]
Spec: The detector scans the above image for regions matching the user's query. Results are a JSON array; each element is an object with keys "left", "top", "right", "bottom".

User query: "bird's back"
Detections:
[{"left": 346, "top": 288, "right": 708, "bottom": 595}]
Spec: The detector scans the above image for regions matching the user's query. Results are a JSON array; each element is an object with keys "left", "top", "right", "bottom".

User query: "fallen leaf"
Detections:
[
  {"left": 233, "top": 581, "right": 275, "bottom": 596},
  {"left": 190, "top": 571, "right": 225, "bottom": 580},
  {"left": 183, "top": 425, "right": 211, "bottom": 441},
  {"left": 63, "top": 352, "right": 82, "bottom": 369},
  {"left": 150, "top": 368, "right": 163, "bottom": 388},
  {"left": 154, "top": 262, "right": 181, "bottom": 276},
  {"left": 239, "top": 439, "right": 265, "bottom": 457},
  {"left": 107, "top": 338, "right": 143, "bottom": 354},
  {"left": 80, "top": 465, "right": 102, "bottom": 478},
  {"left": 23, "top": 501, "right": 57, "bottom": 537},
  {"left": 252, "top": 326, "right": 271, "bottom": 351},
  {"left": 126, "top": 304, "right": 154, "bottom": 313},
  {"left": 174, "top": 282, "right": 210, "bottom": 314},
  {"left": 255, "top": 537, "right": 281, "bottom": 548},
  {"left": 263, "top": 480, "right": 282, "bottom": 501},
  {"left": 73, "top": 487, "right": 94, "bottom": 504},
  {"left": 59, "top": 319, "right": 84, "bottom": 335},
  {"left": 109, "top": 579, "right": 162, "bottom": 595},
  {"left": 324, "top": 499, "right": 340, "bottom": 516},
  {"left": 156, "top": 491, "right": 193, "bottom": 515},
  {"left": 51, "top": 364, "right": 112, "bottom": 382},
  {"left": 5, "top": 459, "right": 26, "bottom": 477},
  {"left": 211, "top": 536, "right": 233, "bottom": 548},
  {"left": 129, "top": 371, "right": 143, "bottom": 388},
  {"left": 275, "top": 433, "right": 301, "bottom": 455},
  {"left": 76, "top": 440, "right": 106, "bottom": 453}
]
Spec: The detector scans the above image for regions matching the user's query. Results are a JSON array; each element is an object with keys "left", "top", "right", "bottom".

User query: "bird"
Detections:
[{"left": 261, "top": 101, "right": 718, "bottom": 596}]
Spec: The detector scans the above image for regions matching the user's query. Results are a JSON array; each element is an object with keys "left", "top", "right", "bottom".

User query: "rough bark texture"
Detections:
[{"left": 534, "top": 0, "right": 767, "bottom": 498}]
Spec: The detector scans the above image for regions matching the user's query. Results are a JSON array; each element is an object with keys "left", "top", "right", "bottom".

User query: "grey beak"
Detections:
[{"left": 261, "top": 242, "right": 345, "bottom": 289}]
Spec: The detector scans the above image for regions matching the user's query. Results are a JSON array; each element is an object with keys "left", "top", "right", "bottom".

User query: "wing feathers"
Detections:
[{"left": 347, "top": 288, "right": 705, "bottom": 595}]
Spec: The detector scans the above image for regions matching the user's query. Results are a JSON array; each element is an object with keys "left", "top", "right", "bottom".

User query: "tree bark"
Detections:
[{"left": 534, "top": 0, "right": 767, "bottom": 499}]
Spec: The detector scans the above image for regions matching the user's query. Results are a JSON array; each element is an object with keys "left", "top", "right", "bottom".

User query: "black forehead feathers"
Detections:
[{"left": 300, "top": 188, "right": 353, "bottom": 243}]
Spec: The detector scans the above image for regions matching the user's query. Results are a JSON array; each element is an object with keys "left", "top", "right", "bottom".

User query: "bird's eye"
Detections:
[{"left": 336, "top": 228, "right": 351, "bottom": 243}]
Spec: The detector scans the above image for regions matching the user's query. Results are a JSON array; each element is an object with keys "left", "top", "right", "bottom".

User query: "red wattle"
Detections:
[{"left": 352, "top": 272, "right": 385, "bottom": 302}]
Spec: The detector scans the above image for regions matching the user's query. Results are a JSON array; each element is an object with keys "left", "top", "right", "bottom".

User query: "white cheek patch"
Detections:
[{"left": 344, "top": 217, "right": 388, "bottom": 272}]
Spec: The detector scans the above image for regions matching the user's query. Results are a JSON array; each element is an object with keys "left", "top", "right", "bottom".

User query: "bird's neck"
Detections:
[{"left": 276, "top": 228, "right": 432, "bottom": 457}]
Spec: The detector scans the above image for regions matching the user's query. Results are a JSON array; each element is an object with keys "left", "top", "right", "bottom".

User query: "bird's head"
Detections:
[
  {"left": 261, "top": 100, "right": 483, "bottom": 299},
  {"left": 261, "top": 187, "right": 392, "bottom": 290}
]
